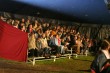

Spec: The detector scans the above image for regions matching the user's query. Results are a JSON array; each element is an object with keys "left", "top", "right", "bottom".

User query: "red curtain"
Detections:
[{"left": 0, "top": 20, "right": 28, "bottom": 62}]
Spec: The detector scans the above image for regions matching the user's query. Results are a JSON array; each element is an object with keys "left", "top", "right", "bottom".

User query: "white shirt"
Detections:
[{"left": 102, "top": 50, "right": 110, "bottom": 59}]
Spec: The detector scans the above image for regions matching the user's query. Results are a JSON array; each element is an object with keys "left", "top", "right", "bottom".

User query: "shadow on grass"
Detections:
[
  {"left": 74, "top": 58, "right": 92, "bottom": 62},
  {"left": 0, "top": 66, "right": 60, "bottom": 73},
  {"left": 71, "top": 57, "right": 93, "bottom": 62},
  {"left": 0, "top": 61, "right": 61, "bottom": 73}
]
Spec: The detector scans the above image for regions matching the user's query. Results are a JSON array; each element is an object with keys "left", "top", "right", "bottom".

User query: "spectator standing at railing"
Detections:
[
  {"left": 76, "top": 36, "right": 83, "bottom": 54},
  {"left": 82, "top": 38, "right": 89, "bottom": 55}
]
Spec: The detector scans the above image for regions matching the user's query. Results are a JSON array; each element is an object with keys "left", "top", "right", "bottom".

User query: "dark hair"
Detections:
[{"left": 101, "top": 40, "right": 110, "bottom": 50}]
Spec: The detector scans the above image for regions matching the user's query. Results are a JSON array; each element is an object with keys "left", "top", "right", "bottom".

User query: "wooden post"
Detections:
[
  {"left": 71, "top": 48, "right": 72, "bottom": 55},
  {"left": 33, "top": 57, "right": 35, "bottom": 66},
  {"left": 85, "top": 50, "right": 88, "bottom": 56},
  {"left": 69, "top": 54, "right": 71, "bottom": 59},
  {"left": 76, "top": 54, "right": 78, "bottom": 58}
]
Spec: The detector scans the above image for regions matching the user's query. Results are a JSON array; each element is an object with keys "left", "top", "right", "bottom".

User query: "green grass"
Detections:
[
  {"left": 32, "top": 55, "right": 94, "bottom": 73},
  {"left": 0, "top": 55, "right": 94, "bottom": 73}
]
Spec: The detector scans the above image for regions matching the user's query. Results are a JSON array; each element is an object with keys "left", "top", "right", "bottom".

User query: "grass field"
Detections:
[{"left": 0, "top": 55, "right": 94, "bottom": 73}]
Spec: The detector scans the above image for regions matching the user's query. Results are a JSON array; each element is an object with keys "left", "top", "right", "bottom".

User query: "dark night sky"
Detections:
[
  {"left": 0, "top": 0, "right": 109, "bottom": 24},
  {"left": 15, "top": 0, "right": 110, "bottom": 24}
]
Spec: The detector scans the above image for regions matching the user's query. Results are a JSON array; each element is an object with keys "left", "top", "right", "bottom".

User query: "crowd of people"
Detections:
[
  {"left": 0, "top": 16, "right": 102, "bottom": 58},
  {"left": 1, "top": 15, "right": 110, "bottom": 73},
  {"left": 0, "top": 16, "right": 101, "bottom": 58}
]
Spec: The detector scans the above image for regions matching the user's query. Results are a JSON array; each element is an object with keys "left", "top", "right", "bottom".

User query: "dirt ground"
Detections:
[{"left": 0, "top": 59, "right": 64, "bottom": 73}]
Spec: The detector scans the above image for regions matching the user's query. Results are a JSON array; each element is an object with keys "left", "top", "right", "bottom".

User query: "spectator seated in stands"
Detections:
[
  {"left": 61, "top": 37, "right": 69, "bottom": 54},
  {"left": 48, "top": 34, "right": 56, "bottom": 54},
  {"left": 58, "top": 35, "right": 65, "bottom": 55},
  {"left": 28, "top": 32, "right": 37, "bottom": 57},
  {"left": 49, "top": 34, "right": 62, "bottom": 58},
  {"left": 40, "top": 33, "right": 51, "bottom": 58},
  {"left": 1, "top": 14, "right": 100, "bottom": 59},
  {"left": 82, "top": 38, "right": 89, "bottom": 55},
  {"left": 36, "top": 36, "right": 44, "bottom": 57}
]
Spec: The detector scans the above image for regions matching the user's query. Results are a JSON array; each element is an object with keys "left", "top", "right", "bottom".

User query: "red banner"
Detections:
[{"left": 0, "top": 20, "right": 28, "bottom": 62}]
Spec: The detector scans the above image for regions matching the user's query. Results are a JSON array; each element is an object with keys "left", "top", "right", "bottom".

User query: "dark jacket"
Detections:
[{"left": 91, "top": 51, "right": 107, "bottom": 73}]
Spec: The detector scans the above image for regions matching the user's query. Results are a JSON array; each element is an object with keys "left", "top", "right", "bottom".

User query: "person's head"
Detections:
[
  {"left": 26, "top": 19, "right": 30, "bottom": 23},
  {"left": 86, "top": 38, "right": 89, "bottom": 42},
  {"left": 46, "top": 23, "right": 49, "bottom": 27},
  {"left": 42, "top": 33, "right": 45, "bottom": 38},
  {"left": 20, "top": 23, "right": 24, "bottom": 26},
  {"left": 21, "top": 26, "right": 25, "bottom": 31},
  {"left": 42, "top": 23, "right": 46, "bottom": 27},
  {"left": 29, "top": 24, "right": 33, "bottom": 29},
  {"left": 0, "top": 15, "right": 3, "bottom": 20},
  {"left": 35, "top": 20, "right": 38, "bottom": 24},
  {"left": 77, "top": 37, "right": 80, "bottom": 41},
  {"left": 37, "top": 35, "right": 41, "bottom": 40},
  {"left": 50, "top": 34, "right": 53, "bottom": 38},
  {"left": 21, "top": 18, "right": 25, "bottom": 23},
  {"left": 13, "top": 22, "right": 18, "bottom": 26},
  {"left": 101, "top": 40, "right": 110, "bottom": 50},
  {"left": 74, "top": 36, "right": 77, "bottom": 40},
  {"left": 55, "top": 34, "right": 59, "bottom": 39},
  {"left": 15, "top": 19, "right": 20, "bottom": 24},
  {"left": 30, "top": 32, "right": 35, "bottom": 39},
  {"left": 6, "top": 19, "right": 12, "bottom": 24}
]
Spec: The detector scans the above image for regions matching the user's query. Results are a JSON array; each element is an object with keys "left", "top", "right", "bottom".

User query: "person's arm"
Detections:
[
  {"left": 90, "top": 58, "right": 98, "bottom": 73},
  {"left": 90, "top": 53, "right": 105, "bottom": 73},
  {"left": 91, "top": 69, "right": 96, "bottom": 73},
  {"left": 101, "top": 62, "right": 110, "bottom": 72},
  {"left": 98, "top": 54, "right": 107, "bottom": 72}
]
